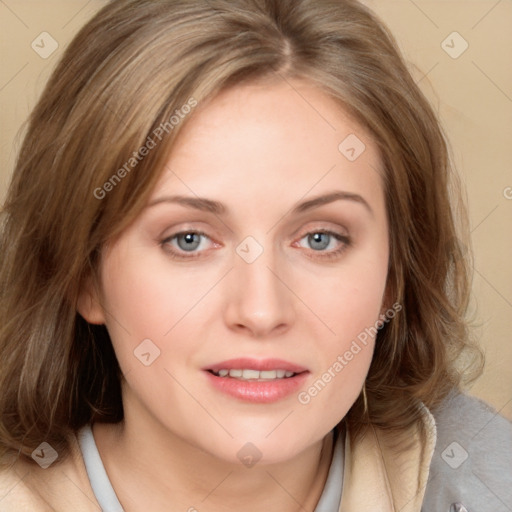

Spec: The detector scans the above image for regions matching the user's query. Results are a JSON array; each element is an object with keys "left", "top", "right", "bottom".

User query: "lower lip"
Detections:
[{"left": 204, "top": 371, "right": 309, "bottom": 403}]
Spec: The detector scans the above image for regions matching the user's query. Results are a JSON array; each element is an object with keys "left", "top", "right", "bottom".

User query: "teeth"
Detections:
[
  {"left": 212, "top": 369, "right": 298, "bottom": 380},
  {"left": 242, "top": 369, "right": 260, "bottom": 379}
]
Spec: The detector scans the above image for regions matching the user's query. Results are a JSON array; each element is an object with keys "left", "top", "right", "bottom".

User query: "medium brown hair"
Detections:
[{"left": 0, "top": 0, "right": 483, "bottom": 465}]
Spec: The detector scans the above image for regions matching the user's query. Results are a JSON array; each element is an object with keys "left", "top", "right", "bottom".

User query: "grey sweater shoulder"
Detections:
[{"left": 422, "top": 391, "right": 512, "bottom": 512}]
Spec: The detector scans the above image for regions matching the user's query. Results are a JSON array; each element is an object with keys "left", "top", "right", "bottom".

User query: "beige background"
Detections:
[{"left": 0, "top": 1, "right": 511, "bottom": 420}]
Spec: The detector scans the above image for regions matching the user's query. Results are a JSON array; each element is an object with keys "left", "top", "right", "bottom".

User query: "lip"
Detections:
[
  {"left": 203, "top": 357, "right": 308, "bottom": 373},
  {"left": 202, "top": 358, "right": 309, "bottom": 404},
  {"left": 204, "top": 370, "right": 309, "bottom": 403}
]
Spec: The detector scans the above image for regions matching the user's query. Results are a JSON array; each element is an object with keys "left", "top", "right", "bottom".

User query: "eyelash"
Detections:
[{"left": 161, "top": 229, "right": 351, "bottom": 261}]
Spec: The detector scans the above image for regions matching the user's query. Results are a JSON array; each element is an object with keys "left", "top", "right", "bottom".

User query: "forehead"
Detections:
[{"left": 149, "top": 79, "right": 385, "bottom": 217}]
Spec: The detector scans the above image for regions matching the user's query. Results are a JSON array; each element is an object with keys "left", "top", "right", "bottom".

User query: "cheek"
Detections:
[
  {"left": 298, "top": 245, "right": 388, "bottom": 392},
  {"left": 296, "top": 272, "right": 384, "bottom": 420},
  {"left": 306, "top": 254, "right": 388, "bottom": 344},
  {"left": 308, "top": 282, "right": 380, "bottom": 392},
  {"left": 100, "top": 245, "right": 203, "bottom": 334},
  {"left": 97, "top": 248, "right": 182, "bottom": 370},
  {"left": 97, "top": 244, "right": 231, "bottom": 385}
]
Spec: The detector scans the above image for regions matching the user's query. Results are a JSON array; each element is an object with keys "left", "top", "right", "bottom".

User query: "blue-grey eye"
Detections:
[
  {"left": 307, "top": 232, "right": 332, "bottom": 251},
  {"left": 175, "top": 232, "right": 203, "bottom": 252}
]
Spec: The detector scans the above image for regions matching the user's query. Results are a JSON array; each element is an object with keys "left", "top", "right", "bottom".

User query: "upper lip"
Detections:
[{"left": 204, "top": 358, "right": 308, "bottom": 373}]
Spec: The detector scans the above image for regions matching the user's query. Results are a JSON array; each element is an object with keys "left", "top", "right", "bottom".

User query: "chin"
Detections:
[{"left": 205, "top": 428, "right": 321, "bottom": 468}]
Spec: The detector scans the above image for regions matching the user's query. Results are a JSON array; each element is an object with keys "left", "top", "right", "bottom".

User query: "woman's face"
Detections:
[{"left": 82, "top": 79, "right": 390, "bottom": 465}]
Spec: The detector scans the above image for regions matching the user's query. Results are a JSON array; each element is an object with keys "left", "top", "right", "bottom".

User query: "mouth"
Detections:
[
  {"left": 207, "top": 368, "right": 302, "bottom": 381},
  {"left": 203, "top": 358, "right": 309, "bottom": 403}
]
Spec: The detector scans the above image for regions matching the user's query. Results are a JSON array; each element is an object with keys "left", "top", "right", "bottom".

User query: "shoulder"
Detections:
[
  {"left": 422, "top": 390, "right": 512, "bottom": 512},
  {"left": 0, "top": 430, "right": 100, "bottom": 511}
]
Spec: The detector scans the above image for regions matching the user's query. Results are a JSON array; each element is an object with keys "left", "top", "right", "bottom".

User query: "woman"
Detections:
[{"left": 0, "top": 0, "right": 510, "bottom": 511}]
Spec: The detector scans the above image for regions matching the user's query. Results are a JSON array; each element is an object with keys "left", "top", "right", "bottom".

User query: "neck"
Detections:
[{"left": 93, "top": 407, "right": 335, "bottom": 512}]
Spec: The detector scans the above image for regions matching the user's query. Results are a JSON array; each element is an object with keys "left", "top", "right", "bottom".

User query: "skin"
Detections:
[{"left": 79, "top": 78, "right": 390, "bottom": 511}]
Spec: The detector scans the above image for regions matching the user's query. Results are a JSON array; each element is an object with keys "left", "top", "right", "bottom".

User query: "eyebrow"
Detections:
[{"left": 147, "top": 190, "right": 373, "bottom": 216}]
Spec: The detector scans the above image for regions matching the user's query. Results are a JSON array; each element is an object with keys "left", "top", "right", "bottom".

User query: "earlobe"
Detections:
[{"left": 76, "top": 279, "right": 106, "bottom": 325}]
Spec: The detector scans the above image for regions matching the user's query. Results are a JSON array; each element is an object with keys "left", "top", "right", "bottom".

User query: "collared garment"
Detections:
[{"left": 0, "top": 391, "right": 510, "bottom": 511}]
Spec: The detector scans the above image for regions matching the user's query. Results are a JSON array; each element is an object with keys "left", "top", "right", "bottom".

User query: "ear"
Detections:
[{"left": 76, "top": 275, "right": 106, "bottom": 325}]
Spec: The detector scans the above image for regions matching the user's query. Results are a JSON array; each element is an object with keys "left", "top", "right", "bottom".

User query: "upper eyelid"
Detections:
[
  {"left": 161, "top": 219, "right": 349, "bottom": 239},
  {"left": 163, "top": 225, "right": 348, "bottom": 240}
]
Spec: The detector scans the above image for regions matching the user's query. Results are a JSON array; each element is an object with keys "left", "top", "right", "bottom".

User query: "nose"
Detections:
[{"left": 223, "top": 242, "right": 296, "bottom": 338}]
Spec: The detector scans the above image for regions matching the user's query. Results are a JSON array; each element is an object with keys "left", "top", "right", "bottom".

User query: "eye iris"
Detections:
[
  {"left": 309, "top": 232, "right": 330, "bottom": 251},
  {"left": 177, "top": 233, "right": 201, "bottom": 252}
]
